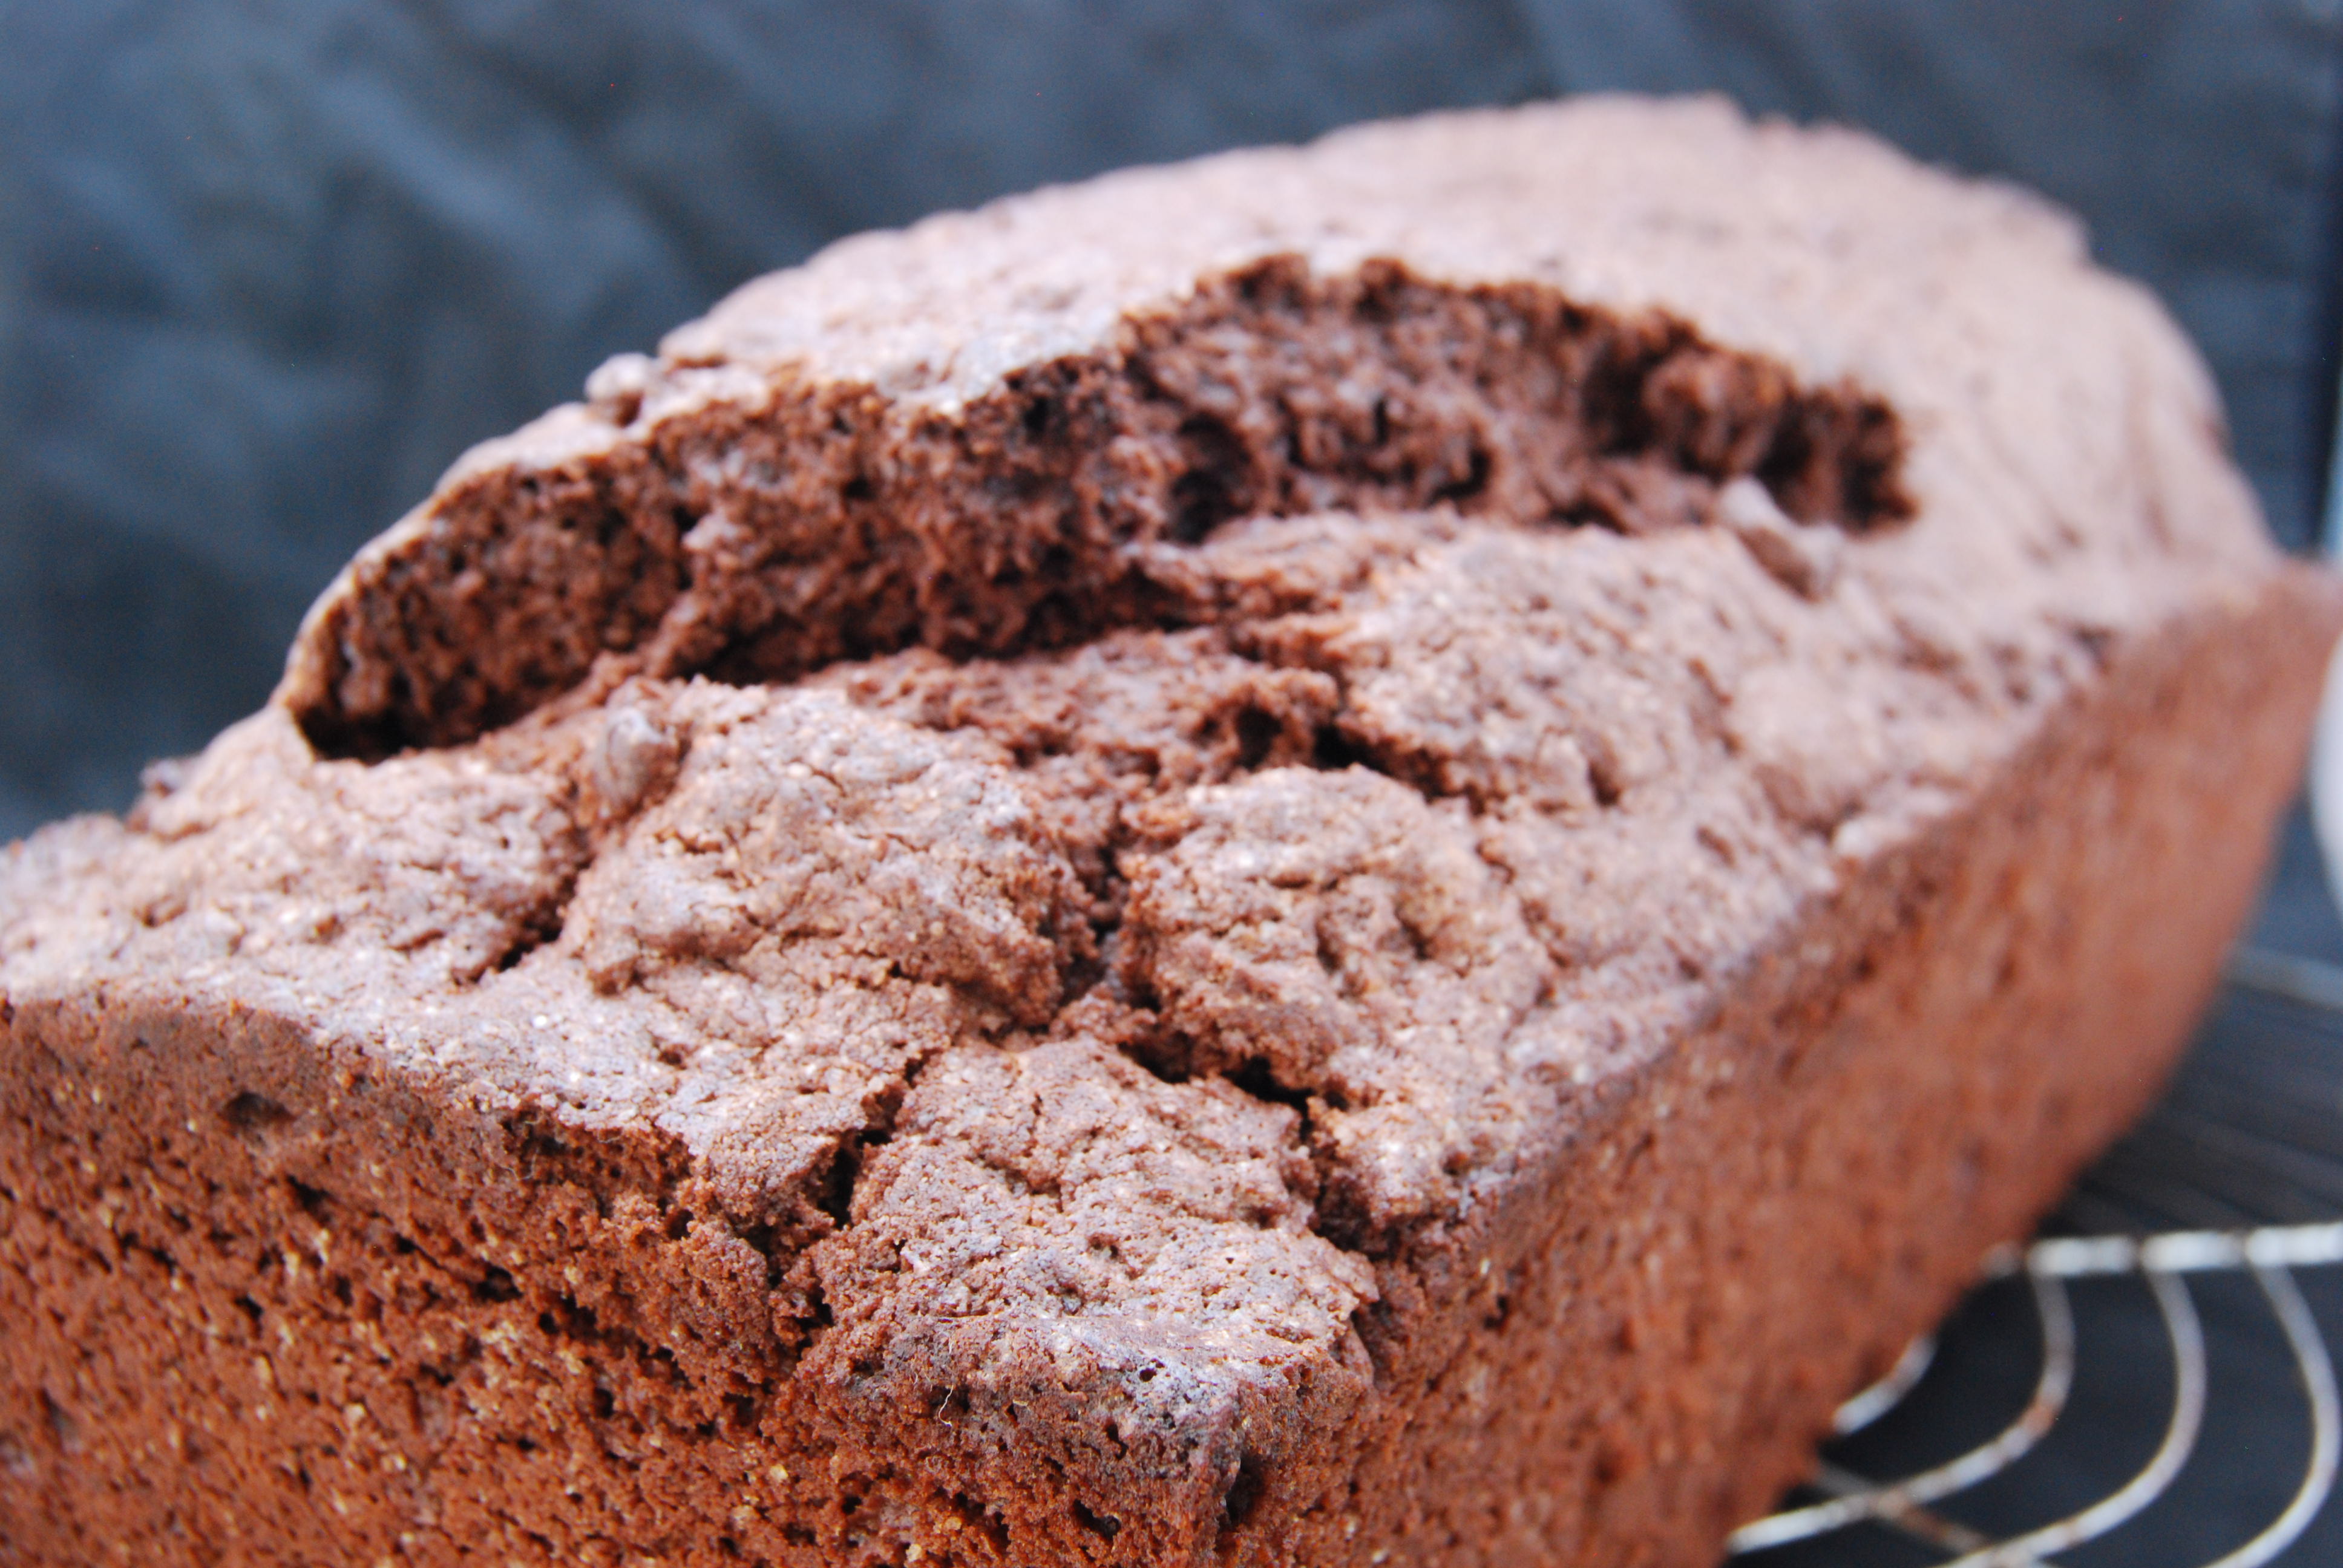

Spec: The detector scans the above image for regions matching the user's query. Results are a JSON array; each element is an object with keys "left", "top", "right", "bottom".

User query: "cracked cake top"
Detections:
[{"left": 0, "top": 97, "right": 2280, "bottom": 1452}]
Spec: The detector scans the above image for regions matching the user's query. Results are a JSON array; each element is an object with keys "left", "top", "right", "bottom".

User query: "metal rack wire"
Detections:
[
  {"left": 1730, "top": 1225, "right": 2341, "bottom": 1565},
  {"left": 1728, "top": 947, "right": 2343, "bottom": 1567}
]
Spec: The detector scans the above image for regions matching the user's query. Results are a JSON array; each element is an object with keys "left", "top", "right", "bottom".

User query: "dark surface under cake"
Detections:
[{"left": 3, "top": 98, "right": 2339, "bottom": 1566}]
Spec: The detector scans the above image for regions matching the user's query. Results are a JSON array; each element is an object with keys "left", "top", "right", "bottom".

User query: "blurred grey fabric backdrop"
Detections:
[{"left": 2, "top": 1, "right": 2340, "bottom": 847}]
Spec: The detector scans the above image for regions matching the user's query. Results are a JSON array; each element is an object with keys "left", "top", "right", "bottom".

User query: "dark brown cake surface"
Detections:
[{"left": 4, "top": 97, "right": 2337, "bottom": 1567}]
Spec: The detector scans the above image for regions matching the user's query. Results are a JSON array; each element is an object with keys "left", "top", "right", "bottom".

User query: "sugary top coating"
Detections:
[{"left": 0, "top": 97, "right": 2278, "bottom": 1449}]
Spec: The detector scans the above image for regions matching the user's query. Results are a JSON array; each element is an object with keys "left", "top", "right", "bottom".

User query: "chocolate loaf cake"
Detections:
[{"left": 3, "top": 97, "right": 2335, "bottom": 1567}]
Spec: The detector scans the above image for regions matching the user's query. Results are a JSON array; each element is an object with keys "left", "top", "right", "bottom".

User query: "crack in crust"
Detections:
[{"left": 286, "top": 257, "right": 1908, "bottom": 760}]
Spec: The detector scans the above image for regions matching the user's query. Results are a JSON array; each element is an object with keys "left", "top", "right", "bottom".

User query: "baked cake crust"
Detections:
[{"left": 4, "top": 97, "right": 2336, "bottom": 1566}]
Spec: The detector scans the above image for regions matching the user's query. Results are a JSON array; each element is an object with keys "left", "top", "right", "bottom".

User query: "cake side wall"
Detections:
[
  {"left": 1221, "top": 571, "right": 2337, "bottom": 1567},
  {"left": 0, "top": 995, "right": 1034, "bottom": 1567},
  {"left": 0, "top": 996, "right": 1331, "bottom": 1564}
]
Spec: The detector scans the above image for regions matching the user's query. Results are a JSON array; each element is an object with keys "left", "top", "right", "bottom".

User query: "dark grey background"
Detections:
[
  {"left": 2, "top": 1, "right": 2339, "bottom": 844},
  {"left": 8, "top": 6, "right": 2343, "bottom": 1562}
]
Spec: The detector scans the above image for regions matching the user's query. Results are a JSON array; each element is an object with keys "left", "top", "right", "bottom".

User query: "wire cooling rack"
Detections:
[{"left": 1729, "top": 946, "right": 2343, "bottom": 1567}]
